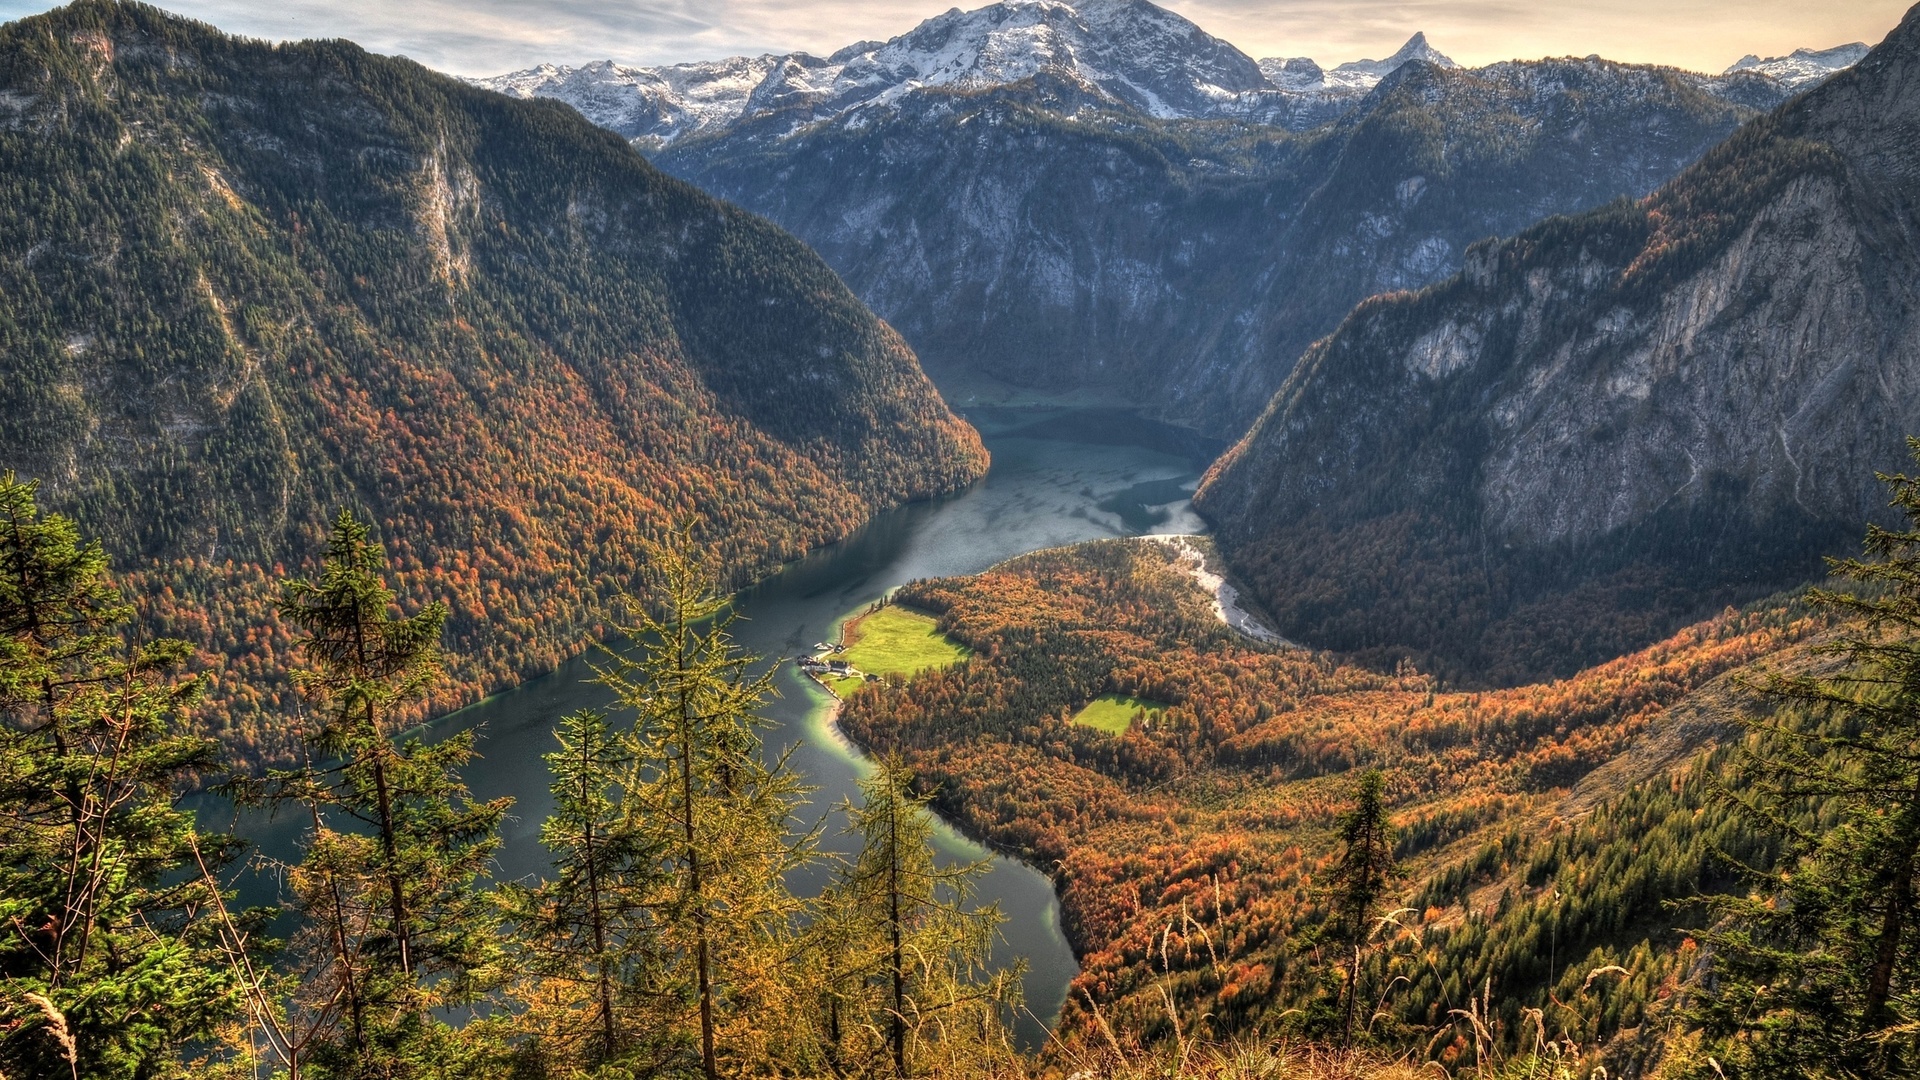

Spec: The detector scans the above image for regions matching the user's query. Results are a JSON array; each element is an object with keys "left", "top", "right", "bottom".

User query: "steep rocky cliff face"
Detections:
[
  {"left": 1196, "top": 6, "right": 1920, "bottom": 684},
  {"left": 487, "top": 0, "right": 1836, "bottom": 436},
  {"left": 0, "top": 0, "right": 986, "bottom": 756}
]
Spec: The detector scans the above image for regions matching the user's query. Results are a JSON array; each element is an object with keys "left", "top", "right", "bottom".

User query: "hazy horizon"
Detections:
[{"left": 0, "top": 0, "right": 1904, "bottom": 79}]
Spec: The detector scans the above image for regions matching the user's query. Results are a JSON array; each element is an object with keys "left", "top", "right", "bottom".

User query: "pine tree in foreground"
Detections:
[
  {"left": 245, "top": 509, "right": 511, "bottom": 1078},
  {"left": 832, "top": 756, "right": 1022, "bottom": 1079},
  {"left": 1690, "top": 438, "right": 1920, "bottom": 1078},
  {"left": 1327, "top": 769, "right": 1394, "bottom": 1050},
  {"left": 812, "top": 882, "right": 866, "bottom": 1076},
  {"left": 592, "top": 526, "right": 820, "bottom": 1079},
  {"left": 498, "top": 707, "right": 662, "bottom": 1074},
  {"left": 0, "top": 472, "right": 257, "bottom": 1080}
]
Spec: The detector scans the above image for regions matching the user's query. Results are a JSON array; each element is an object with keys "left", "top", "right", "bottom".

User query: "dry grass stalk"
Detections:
[{"left": 24, "top": 990, "right": 78, "bottom": 1080}]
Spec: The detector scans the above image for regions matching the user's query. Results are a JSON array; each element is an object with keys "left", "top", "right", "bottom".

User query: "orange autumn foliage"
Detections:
[{"left": 836, "top": 539, "right": 1826, "bottom": 1047}]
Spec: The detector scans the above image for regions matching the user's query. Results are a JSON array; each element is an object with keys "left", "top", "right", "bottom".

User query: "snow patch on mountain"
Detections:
[
  {"left": 1256, "top": 56, "right": 1323, "bottom": 90},
  {"left": 480, "top": 56, "right": 791, "bottom": 144},
  {"left": 1724, "top": 42, "right": 1869, "bottom": 88}
]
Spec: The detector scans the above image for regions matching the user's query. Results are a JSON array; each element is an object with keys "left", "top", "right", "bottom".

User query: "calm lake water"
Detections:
[{"left": 204, "top": 405, "right": 1222, "bottom": 1048}]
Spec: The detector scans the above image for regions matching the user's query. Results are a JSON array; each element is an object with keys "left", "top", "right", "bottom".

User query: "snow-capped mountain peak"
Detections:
[
  {"left": 475, "top": 0, "right": 1268, "bottom": 145},
  {"left": 832, "top": 0, "right": 1267, "bottom": 116},
  {"left": 1326, "top": 32, "right": 1458, "bottom": 88},
  {"left": 1257, "top": 32, "right": 1457, "bottom": 93},
  {"left": 1723, "top": 42, "right": 1870, "bottom": 88}
]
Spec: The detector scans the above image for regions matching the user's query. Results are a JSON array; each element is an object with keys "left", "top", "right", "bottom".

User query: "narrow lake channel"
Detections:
[{"left": 210, "top": 405, "right": 1223, "bottom": 1048}]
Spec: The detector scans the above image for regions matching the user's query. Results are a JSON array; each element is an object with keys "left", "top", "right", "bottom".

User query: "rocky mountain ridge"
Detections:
[
  {"left": 478, "top": 0, "right": 1277, "bottom": 147},
  {"left": 1194, "top": 3, "right": 1920, "bottom": 683},
  {"left": 1288, "top": 30, "right": 1459, "bottom": 91}
]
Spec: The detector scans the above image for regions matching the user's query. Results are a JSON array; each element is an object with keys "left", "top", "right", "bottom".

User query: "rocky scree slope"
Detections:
[
  {"left": 0, "top": 0, "right": 987, "bottom": 759},
  {"left": 1196, "top": 4, "right": 1920, "bottom": 685}
]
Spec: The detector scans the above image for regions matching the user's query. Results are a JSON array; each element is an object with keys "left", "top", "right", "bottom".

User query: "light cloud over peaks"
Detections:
[{"left": 0, "top": 0, "right": 1907, "bottom": 78}]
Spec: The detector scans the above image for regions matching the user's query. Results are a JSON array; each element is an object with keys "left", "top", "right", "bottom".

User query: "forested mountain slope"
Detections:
[
  {"left": 0, "top": 0, "right": 987, "bottom": 759},
  {"left": 1195, "top": 3, "right": 1920, "bottom": 684}
]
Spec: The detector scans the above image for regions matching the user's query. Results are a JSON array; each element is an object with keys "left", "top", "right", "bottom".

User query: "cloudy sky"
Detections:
[{"left": 0, "top": 0, "right": 1905, "bottom": 77}]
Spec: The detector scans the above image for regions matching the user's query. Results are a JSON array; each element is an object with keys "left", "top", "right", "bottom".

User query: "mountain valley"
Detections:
[
  {"left": 838, "top": 536, "right": 1835, "bottom": 1071},
  {"left": 3, "top": 0, "right": 1919, "bottom": 1077},
  {"left": 485, "top": 0, "right": 1861, "bottom": 434}
]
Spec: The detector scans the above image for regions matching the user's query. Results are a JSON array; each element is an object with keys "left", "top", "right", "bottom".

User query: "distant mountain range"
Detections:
[
  {"left": 481, "top": 0, "right": 1273, "bottom": 145},
  {"left": 478, "top": 18, "right": 1469, "bottom": 147},
  {"left": 0, "top": 0, "right": 985, "bottom": 758},
  {"left": 476, "top": 6, "right": 1855, "bottom": 147},
  {"left": 1196, "top": 6, "right": 1920, "bottom": 684},
  {"left": 478, "top": 0, "right": 1864, "bottom": 435}
]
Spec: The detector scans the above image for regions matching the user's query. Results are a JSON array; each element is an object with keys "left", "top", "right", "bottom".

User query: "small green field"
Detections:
[
  {"left": 826, "top": 605, "right": 969, "bottom": 694},
  {"left": 1071, "top": 694, "right": 1166, "bottom": 735}
]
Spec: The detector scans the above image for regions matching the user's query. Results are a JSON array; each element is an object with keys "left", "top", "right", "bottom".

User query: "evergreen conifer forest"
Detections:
[{"left": 1, "top": 482, "right": 1029, "bottom": 1079}]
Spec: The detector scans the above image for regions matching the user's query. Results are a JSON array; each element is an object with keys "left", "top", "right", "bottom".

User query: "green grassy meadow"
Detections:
[
  {"left": 827, "top": 605, "right": 970, "bottom": 693},
  {"left": 1071, "top": 694, "right": 1165, "bottom": 735}
]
